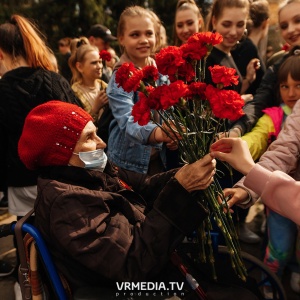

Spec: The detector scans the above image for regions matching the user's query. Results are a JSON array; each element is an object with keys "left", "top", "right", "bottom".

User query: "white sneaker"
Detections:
[
  {"left": 14, "top": 282, "right": 22, "bottom": 300},
  {"left": 290, "top": 272, "right": 300, "bottom": 294}
]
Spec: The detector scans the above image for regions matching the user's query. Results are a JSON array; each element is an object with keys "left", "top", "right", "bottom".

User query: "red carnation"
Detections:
[
  {"left": 209, "top": 65, "right": 239, "bottom": 87},
  {"left": 181, "top": 32, "right": 223, "bottom": 60},
  {"left": 180, "top": 41, "right": 209, "bottom": 61},
  {"left": 142, "top": 65, "right": 159, "bottom": 81},
  {"left": 147, "top": 85, "right": 166, "bottom": 110},
  {"left": 155, "top": 46, "right": 184, "bottom": 81},
  {"left": 122, "top": 70, "right": 144, "bottom": 93},
  {"left": 177, "top": 61, "right": 196, "bottom": 83},
  {"left": 99, "top": 50, "right": 112, "bottom": 62},
  {"left": 160, "top": 80, "right": 189, "bottom": 109},
  {"left": 132, "top": 93, "right": 151, "bottom": 125},
  {"left": 115, "top": 62, "right": 136, "bottom": 89},
  {"left": 186, "top": 82, "right": 207, "bottom": 99},
  {"left": 147, "top": 86, "right": 163, "bottom": 110},
  {"left": 190, "top": 32, "right": 223, "bottom": 46},
  {"left": 205, "top": 85, "right": 244, "bottom": 121}
]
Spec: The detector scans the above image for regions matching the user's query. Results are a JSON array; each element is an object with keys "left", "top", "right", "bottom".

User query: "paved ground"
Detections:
[{"left": 0, "top": 204, "right": 299, "bottom": 300}]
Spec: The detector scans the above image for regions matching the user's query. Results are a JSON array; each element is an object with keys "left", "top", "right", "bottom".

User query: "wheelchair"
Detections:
[
  {"left": 0, "top": 217, "right": 287, "bottom": 300},
  {"left": 180, "top": 232, "right": 287, "bottom": 300}
]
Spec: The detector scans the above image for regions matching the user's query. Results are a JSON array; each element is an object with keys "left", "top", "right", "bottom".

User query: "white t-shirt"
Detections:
[{"left": 8, "top": 185, "right": 37, "bottom": 216}]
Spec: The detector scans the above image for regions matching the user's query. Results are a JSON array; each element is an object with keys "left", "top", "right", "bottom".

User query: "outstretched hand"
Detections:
[{"left": 210, "top": 138, "right": 255, "bottom": 176}]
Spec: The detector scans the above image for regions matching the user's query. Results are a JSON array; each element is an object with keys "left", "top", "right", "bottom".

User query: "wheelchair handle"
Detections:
[{"left": 0, "top": 222, "right": 16, "bottom": 238}]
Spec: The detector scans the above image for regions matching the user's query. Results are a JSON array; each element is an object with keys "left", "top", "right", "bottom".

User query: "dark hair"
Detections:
[
  {"left": 58, "top": 37, "right": 71, "bottom": 47},
  {"left": 247, "top": 0, "right": 270, "bottom": 34},
  {"left": 278, "top": 46, "right": 300, "bottom": 83},
  {"left": 206, "top": 0, "right": 250, "bottom": 31}
]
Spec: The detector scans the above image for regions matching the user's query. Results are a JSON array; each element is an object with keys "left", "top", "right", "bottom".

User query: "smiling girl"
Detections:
[
  {"left": 205, "top": 0, "right": 259, "bottom": 96},
  {"left": 173, "top": 0, "right": 204, "bottom": 46},
  {"left": 106, "top": 6, "right": 175, "bottom": 187},
  {"left": 230, "top": 0, "right": 300, "bottom": 137},
  {"left": 69, "top": 41, "right": 108, "bottom": 123}
]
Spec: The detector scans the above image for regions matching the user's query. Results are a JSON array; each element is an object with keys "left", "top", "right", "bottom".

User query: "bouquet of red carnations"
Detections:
[{"left": 115, "top": 32, "right": 247, "bottom": 281}]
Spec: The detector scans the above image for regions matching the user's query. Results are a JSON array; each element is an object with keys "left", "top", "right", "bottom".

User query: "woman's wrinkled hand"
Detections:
[{"left": 175, "top": 154, "right": 216, "bottom": 192}]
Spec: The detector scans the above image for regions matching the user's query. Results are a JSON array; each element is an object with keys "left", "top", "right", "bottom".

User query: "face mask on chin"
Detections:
[{"left": 74, "top": 149, "right": 107, "bottom": 171}]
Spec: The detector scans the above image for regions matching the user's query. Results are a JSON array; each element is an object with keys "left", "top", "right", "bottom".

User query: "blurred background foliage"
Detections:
[{"left": 0, "top": 0, "right": 212, "bottom": 54}]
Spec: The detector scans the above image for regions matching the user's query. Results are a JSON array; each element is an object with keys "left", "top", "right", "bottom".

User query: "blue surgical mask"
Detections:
[{"left": 74, "top": 149, "right": 107, "bottom": 171}]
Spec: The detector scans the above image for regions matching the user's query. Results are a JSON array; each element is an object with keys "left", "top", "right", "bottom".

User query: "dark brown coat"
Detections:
[{"left": 34, "top": 163, "right": 207, "bottom": 291}]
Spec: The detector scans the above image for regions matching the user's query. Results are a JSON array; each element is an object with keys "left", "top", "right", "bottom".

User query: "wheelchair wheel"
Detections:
[{"left": 218, "top": 245, "right": 287, "bottom": 300}]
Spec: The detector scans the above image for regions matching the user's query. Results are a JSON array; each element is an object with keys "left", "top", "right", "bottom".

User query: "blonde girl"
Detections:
[
  {"left": 69, "top": 40, "right": 108, "bottom": 123},
  {"left": 107, "top": 6, "right": 175, "bottom": 186}
]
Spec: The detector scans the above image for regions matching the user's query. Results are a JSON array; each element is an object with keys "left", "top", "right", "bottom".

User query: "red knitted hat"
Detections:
[{"left": 18, "top": 101, "right": 93, "bottom": 170}]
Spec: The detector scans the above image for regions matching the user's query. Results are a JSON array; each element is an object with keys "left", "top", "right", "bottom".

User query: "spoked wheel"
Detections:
[{"left": 218, "top": 246, "right": 287, "bottom": 300}]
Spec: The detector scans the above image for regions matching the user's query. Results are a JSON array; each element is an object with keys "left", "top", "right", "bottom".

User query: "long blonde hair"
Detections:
[{"left": 0, "top": 15, "right": 55, "bottom": 71}]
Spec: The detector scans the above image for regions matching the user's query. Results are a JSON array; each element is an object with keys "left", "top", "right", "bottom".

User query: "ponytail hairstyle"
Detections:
[
  {"left": 206, "top": 0, "right": 250, "bottom": 31},
  {"left": 117, "top": 6, "right": 157, "bottom": 54},
  {"left": 0, "top": 14, "right": 55, "bottom": 71},
  {"left": 173, "top": 0, "right": 204, "bottom": 46},
  {"left": 247, "top": 0, "right": 270, "bottom": 35},
  {"left": 68, "top": 38, "right": 98, "bottom": 84}
]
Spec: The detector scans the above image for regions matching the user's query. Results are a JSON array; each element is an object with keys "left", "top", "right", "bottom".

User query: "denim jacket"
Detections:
[{"left": 107, "top": 72, "right": 168, "bottom": 174}]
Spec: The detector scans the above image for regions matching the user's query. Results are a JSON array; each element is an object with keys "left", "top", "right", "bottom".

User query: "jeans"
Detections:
[{"left": 264, "top": 208, "right": 298, "bottom": 277}]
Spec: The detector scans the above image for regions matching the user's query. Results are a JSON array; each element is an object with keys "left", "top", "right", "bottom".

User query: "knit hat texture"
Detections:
[{"left": 18, "top": 101, "right": 93, "bottom": 170}]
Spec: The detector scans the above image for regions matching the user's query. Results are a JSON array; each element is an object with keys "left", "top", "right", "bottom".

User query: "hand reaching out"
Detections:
[
  {"left": 210, "top": 138, "right": 255, "bottom": 176},
  {"left": 220, "top": 187, "right": 250, "bottom": 209}
]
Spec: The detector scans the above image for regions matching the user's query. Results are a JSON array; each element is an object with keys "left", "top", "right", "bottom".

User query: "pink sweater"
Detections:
[{"left": 245, "top": 164, "right": 300, "bottom": 225}]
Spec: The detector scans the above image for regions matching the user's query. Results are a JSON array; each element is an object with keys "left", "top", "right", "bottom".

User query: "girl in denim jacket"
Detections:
[{"left": 106, "top": 6, "right": 177, "bottom": 188}]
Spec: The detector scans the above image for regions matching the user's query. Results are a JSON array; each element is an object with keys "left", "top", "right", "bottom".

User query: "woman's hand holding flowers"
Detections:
[{"left": 175, "top": 154, "right": 216, "bottom": 192}]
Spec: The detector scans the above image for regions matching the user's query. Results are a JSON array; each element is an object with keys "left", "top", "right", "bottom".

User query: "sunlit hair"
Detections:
[
  {"left": 173, "top": 0, "right": 204, "bottom": 46},
  {"left": 278, "top": 0, "right": 300, "bottom": 15},
  {"left": 117, "top": 6, "right": 156, "bottom": 54},
  {"left": 147, "top": 10, "right": 164, "bottom": 53},
  {"left": 247, "top": 0, "right": 269, "bottom": 34},
  {"left": 278, "top": 46, "right": 300, "bottom": 83},
  {"left": 0, "top": 14, "right": 55, "bottom": 71},
  {"left": 206, "top": 0, "right": 250, "bottom": 31},
  {"left": 69, "top": 36, "right": 90, "bottom": 54},
  {"left": 68, "top": 42, "right": 99, "bottom": 84}
]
